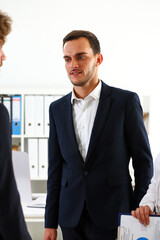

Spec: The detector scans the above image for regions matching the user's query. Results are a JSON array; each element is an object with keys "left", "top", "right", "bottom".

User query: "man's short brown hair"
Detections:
[
  {"left": 63, "top": 30, "right": 101, "bottom": 55},
  {"left": 0, "top": 10, "right": 12, "bottom": 46}
]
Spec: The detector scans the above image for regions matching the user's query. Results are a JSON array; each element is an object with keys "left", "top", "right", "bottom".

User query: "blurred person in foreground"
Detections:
[{"left": 0, "top": 10, "right": 31, "bottom": 239}]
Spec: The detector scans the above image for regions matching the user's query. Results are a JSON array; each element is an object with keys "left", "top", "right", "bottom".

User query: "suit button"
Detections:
[{"left": 83, "top": 171, "right": 88, "bottom": 176}]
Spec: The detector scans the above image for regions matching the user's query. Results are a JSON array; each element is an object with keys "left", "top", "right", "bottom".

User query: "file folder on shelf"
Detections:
[
  {"left": 44, "top": 96, "right": 54, "bottom": 136},
  {"left": 25, "top": 96, "right": 35, "bottom": 135},
  {"left": 38, "top": 138, "right": 48, "bottom": 179},
  {"left": 25, "top": 95, "right": 44, "bottom": 136},
  {"left": 12, "top": 95, "right": 21, "bottom": 135},
  {"left": 28, "top": 138, "right": 38, "bottom": 179},
  {"left": 35, "top": 96, "right": 44, "bottom": 136}
]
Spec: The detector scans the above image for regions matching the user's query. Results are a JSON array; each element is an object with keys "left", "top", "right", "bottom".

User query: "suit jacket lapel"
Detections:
[
  {"left": 85, "top": 82, "right": 112, "bottom": 164},
  {"left": 64, "top": 93, "right": 84, "bottom": 165}
]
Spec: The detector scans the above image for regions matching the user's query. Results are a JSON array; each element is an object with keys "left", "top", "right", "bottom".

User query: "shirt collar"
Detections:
[{"left": 71, "top": 80, "right": 102, "bottom": 104}]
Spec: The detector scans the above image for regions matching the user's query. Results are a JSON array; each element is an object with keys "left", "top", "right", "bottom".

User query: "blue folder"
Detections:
[{"left": 12, "top": 95, "right": 21, "bottom": 135}]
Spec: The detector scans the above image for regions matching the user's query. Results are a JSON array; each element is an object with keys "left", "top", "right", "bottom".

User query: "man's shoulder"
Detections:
[
  {"left": 50, "top": 92, "right": 71, "bottom": 109},
  {"left": 102, "top": 81, "right": 136, "bottom": 97},
  {"left": 101, "top": 81, "right": 139, "bottom": 104},
  {"left": 110, "top": 85, "right": 135, "bottom": 96}
]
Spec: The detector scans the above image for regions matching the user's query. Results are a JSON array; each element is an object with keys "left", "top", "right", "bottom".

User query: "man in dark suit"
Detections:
[
  {"left": 44, "top": 30, "right": 153, "bottom": 240},
  {"left": 0, "top": 10, "right": 31, "bottom": 239}
]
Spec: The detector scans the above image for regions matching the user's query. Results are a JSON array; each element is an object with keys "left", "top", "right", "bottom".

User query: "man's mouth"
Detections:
[{"left": 70, "top": 70, "right": 82, "bottom": 76}]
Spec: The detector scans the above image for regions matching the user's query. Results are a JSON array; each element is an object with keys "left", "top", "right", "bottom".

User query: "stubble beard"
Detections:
[
  {"left": 69, "top": 62, "right": 97, "bottom": 87},
  {"left": 71, "top": 77, "right": 90, "bottom": 87}
]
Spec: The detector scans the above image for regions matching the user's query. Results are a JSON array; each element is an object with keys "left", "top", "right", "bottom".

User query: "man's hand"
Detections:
[
  {"left": 131, "top": 205, "right": 154, "bottom": 226},
  {"left": 43, "top": 228, "right": 57, "bottom": 240}
]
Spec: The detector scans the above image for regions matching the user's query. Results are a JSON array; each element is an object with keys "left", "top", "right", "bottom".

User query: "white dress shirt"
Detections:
[
  {"left": 140, "top": 153, "right": 160, "bottom": 213},
  {"left": 71, "top": 80, "right": 102, "bottom": 161}
]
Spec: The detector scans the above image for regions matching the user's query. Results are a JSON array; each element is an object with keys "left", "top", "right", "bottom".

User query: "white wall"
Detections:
[
  {"left": 1, "top": 0, "right": 160, "bottom": 157},
  {"left": 1, "top": 0, "right": 160, "bottom": 90}
]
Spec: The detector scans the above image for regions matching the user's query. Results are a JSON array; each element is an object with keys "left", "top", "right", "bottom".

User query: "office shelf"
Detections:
[{"left": 0, "top": 88, "right": 68, "bottom": 193}]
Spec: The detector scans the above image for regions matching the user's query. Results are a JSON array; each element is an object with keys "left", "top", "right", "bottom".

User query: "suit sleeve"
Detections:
[
  {"left": 0, "top": 104, "right": 31, "bottom": 240},
  {"left": 125, "top": 93, "right": 153, "bottom": 209},
  {"left": 45, "top": 103, "right": 63, "bottom": 228}
]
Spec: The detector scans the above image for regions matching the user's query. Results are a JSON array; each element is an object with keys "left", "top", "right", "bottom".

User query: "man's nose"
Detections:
[{"left": 71, "top": 58, "right": 79, "bottom": 68}]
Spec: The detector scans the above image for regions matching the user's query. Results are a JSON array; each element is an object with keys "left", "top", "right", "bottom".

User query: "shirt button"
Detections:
[{"left": 83, "top": 171, "right": 88, "bottom": 176}]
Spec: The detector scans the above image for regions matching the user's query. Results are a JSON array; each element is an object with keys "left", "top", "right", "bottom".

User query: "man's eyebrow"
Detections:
[
  {"left": 63, "top": 52, "right": 88, "bottom": 59},
  {"left": 63, "top": 55, "right": 70, "bottom": 59}
]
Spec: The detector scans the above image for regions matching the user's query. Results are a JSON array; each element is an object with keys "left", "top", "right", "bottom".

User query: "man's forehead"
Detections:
[{"left": 63, "top": 38, "right": 93, "bottom": 55}]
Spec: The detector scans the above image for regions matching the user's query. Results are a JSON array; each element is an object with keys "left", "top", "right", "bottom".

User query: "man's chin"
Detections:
[{"left": 70, "top": 79, "right": 88, "bottom": 87}]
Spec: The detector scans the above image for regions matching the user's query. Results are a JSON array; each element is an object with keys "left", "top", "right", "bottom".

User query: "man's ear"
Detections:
[{"left": 96, "top": 53, "right": 103, "bottom": 66}]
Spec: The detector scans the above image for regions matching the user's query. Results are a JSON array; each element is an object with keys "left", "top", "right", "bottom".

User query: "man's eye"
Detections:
[
  {"left": 64, "top": 58, "right": 70, "bottom": 62},
  {"left": 78, "top": 56, "right": 86, "bottom": 60}
]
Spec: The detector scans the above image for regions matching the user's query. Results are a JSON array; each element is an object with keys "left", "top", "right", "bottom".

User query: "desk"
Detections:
[{"left": 22, "top": 202, "right": 62, "bottom": 240}]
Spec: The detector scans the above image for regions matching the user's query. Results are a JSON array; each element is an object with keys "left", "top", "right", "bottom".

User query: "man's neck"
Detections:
[{"left": 73, "top": 80, "right": 100, "bottom": 99}]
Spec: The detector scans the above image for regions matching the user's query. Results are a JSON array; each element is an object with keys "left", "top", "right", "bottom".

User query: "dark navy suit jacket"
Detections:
[
  {"left": 45, "top": 81, "right": 153, "bottom": 230},
  {"left": 0, "top": 103, "right": 31, "bottom": 239}
]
